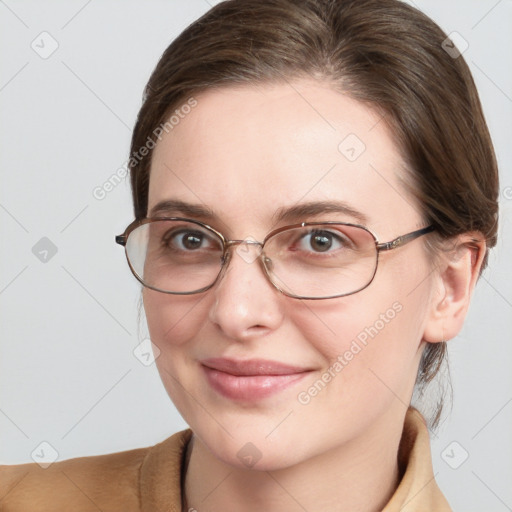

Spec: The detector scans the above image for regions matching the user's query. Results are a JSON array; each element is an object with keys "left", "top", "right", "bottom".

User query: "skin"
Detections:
[{"left": 143, "top": 80, "right": 484, "bottom": 511}]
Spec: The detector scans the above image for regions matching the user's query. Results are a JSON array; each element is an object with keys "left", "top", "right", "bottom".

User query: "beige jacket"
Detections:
[{"left": 0, "top": 408, "right": 451, "bottom": 511}]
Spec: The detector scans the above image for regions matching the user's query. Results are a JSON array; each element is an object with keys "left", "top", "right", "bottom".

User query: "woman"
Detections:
[{"left": 0, "top": 0, "right": 499, "bottom": 510}]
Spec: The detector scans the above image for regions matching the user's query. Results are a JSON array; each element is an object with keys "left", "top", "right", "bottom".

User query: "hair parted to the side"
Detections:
[{"left": 127, "top": 0, "right": 499, "bottom": 428}]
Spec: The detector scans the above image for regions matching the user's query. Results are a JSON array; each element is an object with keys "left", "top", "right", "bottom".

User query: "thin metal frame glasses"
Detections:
[{"left": 116, "top": 218, "right": 434, "bottom": 300}]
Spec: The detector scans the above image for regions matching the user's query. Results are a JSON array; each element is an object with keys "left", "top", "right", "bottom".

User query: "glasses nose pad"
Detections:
[
  {"left": 220, "top": 249, "right": 232, "bottom": 268},
  {"left": 261, "top": 254, "right": 273, "bottom": 273}
]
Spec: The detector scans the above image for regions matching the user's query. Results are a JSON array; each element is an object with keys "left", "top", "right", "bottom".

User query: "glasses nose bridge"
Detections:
[
  {"left": 215, "top": 237, "right": 271, "bottom": 291},
  {"left": 221, "top": 238, "right": 267, "bottom": 272},
  {"left": 224, "top": 238, "right": 264, "bottom": 251},
  {"left": 222, "top": 238, "right": 266, "bottom": 263}
]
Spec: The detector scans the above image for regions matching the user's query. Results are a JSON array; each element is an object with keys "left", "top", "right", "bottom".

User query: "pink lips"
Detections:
[{"left": 201, "top": 358, "right": 312, "bottom": 401}]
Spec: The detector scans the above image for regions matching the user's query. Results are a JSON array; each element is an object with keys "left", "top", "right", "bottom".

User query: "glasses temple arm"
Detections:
[
  {"left": 376, "top": 225, "right": 435, "bottom": 252},
  {"left": 116, "top": 219, "right": 147, "bottom": 247},
  {"left": 115, "top": 234, "right": 127, "bottom": 246}
]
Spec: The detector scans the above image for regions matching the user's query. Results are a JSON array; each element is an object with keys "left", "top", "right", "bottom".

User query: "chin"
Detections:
[
  {"left": 192, "top": 419, "right": 316, "bottom": 472},
  {"left": 214, "top": 439, "right": 303, "bottom": 472}
]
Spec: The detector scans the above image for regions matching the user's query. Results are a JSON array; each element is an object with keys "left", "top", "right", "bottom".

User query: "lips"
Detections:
[{"left": 201, "top": 358, "right": 312, "bottom": 401}]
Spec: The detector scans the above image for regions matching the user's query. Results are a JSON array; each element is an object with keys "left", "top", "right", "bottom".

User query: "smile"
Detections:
[{"left": 201, "top": 358, "right": 313, "bottom": 401}]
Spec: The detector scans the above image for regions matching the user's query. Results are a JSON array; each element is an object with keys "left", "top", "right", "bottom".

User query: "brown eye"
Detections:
[
  {"left": 180, "top": 232, "right": 203, "bottom": 250},
  {"left": 299, "top": 230, "right": 346, "bottom": 253},
  {"left": 309, "top": 232, "right": 333, "bottom": 252},
  {"left": 163, "top": 229, "right": 211, "bottom": 251}
]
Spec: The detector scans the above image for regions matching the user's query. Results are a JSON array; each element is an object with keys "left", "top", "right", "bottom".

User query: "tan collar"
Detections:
[
  {"left": 139, "top": 426, "right": 192, "bottom": 512},
  {"left": 140, "top": 407, "right": 450, "bottom": 511},
  {"left": 383, "top": 407, "right": 451, "bottom": 511}
]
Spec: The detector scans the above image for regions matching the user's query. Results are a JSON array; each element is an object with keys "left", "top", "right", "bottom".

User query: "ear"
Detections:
[{"left": 422, "top": 233, "right": 486, "bottom": 343}]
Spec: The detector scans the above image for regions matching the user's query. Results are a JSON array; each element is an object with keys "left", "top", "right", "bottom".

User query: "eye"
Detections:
[
  {"left": 163, "top": 228, "right": 220, "bottom": 252},
  {"left": 175, "top": 231, "right": 203, "bottom": 250},
  {"left": 298, "top": 229, "right": 346, "bottom": 253}
]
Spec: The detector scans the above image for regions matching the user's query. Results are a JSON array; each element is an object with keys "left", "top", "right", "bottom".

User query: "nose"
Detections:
[{"left": 208, "top": 240, "right": 285, "bottom": 341}]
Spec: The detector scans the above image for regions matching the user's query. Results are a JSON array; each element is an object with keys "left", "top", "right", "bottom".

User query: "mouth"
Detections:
[{"left": 201, "top": 358, "right": 313, "bottom": 401}]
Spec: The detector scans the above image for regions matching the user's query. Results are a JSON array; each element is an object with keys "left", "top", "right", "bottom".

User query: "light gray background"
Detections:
[{"left": 1, "top": 1, "right": 511, "bottom": 510}]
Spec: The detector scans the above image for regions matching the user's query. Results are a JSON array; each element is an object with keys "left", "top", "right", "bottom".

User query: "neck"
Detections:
[{"left": 183, "top": 406, "right": 406, "bottom": 512}]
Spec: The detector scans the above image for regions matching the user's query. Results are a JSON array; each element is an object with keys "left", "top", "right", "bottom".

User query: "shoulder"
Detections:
[
  {"left": 0, "top": 446, "right": 147, "bottom": 511},
  {"left": 0, "top": 430, "right": 191, "bottom": 512}
]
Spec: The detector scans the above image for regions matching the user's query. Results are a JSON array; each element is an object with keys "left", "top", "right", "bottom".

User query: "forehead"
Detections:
[{"left": 148, "top": 80, "right": 421, "bottom": 235}]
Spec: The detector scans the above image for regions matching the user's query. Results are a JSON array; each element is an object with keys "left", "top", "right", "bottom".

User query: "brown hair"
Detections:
[{"left": 128, "top": 0, "right": 499, "bottom": 427}]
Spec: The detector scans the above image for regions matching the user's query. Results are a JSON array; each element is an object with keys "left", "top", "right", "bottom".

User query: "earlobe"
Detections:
[{"left": 422, "top": 234, "right": 486, "bottom": 344}]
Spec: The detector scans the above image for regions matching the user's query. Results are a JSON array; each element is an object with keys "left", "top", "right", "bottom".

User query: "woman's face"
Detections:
[{"left": 144, "top": 80, "right": 436, "bottom": 470}]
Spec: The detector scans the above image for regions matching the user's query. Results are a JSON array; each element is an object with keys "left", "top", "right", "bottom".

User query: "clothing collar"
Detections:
[
  {"left": 383, "top": 407, "right": 451, "bottom": 511},
  {"left": 139, "top": 407, "right": 450, "bottom": 511}
]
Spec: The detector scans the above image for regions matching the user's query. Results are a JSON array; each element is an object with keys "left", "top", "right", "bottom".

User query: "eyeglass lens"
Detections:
[{"left": 125, "top": 220, "right": 378, "bottom": 298}]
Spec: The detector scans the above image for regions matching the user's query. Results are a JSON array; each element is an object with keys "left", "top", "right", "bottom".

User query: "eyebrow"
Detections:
[
  {"left": 148, "top": 199, "right": 368, "bottom": 225},
  {"left": 149, "top": 199, "right": 215, "bottom": 219},
  {"left": 272, "top": 200, "right": 368, "bottom": 225}
]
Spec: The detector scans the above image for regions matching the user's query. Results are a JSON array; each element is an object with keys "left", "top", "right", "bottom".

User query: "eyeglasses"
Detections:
[{"left": 115, "top": 218, "right": 434, "bottom": 300}]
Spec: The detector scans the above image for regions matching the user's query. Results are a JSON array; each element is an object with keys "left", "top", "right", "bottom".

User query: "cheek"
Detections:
[
  {"left": 143, "top": 289, "right": 212, "bottom": 418},
  {"left": 288, "top": 261, "right": 430, "bottom": 399},
  {"left": 143, "top": 288, "right": 209, "bottom": 348},
  {"left": 288, "top": 292, "right": 411, "bottom": 362}
]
